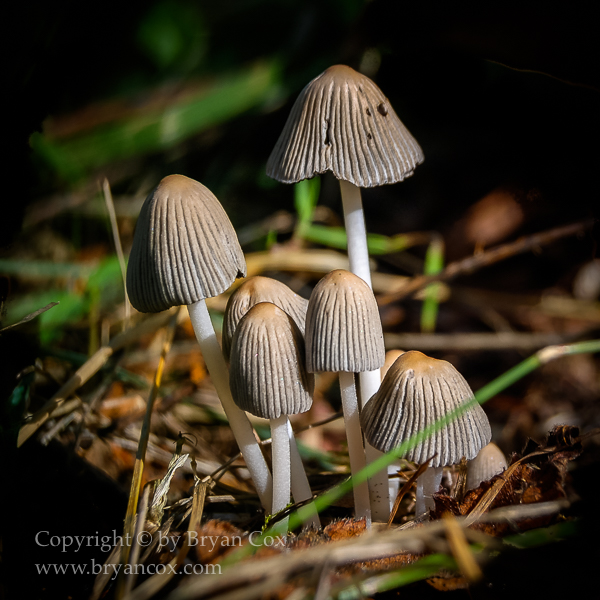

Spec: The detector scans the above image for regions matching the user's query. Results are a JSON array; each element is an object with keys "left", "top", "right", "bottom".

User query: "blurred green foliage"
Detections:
[{"left": 0, "top": 256, "right": 124, "bottom": 345}]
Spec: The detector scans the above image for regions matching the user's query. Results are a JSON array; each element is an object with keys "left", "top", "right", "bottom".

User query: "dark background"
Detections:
[{"left": 4, "top": 2, "right": 599, "bottom": 599}]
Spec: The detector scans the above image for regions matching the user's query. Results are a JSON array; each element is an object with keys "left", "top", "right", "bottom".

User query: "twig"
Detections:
[
  {"left": 384, "top": 331, "right": 586, "bottom": 352},
  {"left": 102, "top": 177, "right": 130, "bottom": 330},
  {"left": 378, "top": 219, "right": 595, "bottom": 305},
  {"left": 0, "top": 301, "right": 59, "bottom": 334},
  {"left": 128, "top": 477, "right": 210, "bottom": 600},
  {"left": 117, "top": 308, "right": 180, "bottom": 595},
  {"left": 17, "top": 307, "right": 179, "bottom": 446}
]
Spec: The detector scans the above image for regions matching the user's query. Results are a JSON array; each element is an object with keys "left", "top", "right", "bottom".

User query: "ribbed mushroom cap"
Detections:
[
  {"left": 466, "top": 442, "right": 508, "bottom": 490},
  {"left": 360, "top": 351, "right": 491, "bottom": 468},
  {"left": 267, "top": 64, "right": 424, "bottom": 188},
  {"left": 306, "top": 269, "right": 385, "bottom": 373},
  {"left": 126, "top": 174, "right": 246, "bottom": 313},
  {"left": 229, "top": 302, "right": 314, "bottom": 419},
  {"left": 222, "top": 276, "right": 309, "bottom": 359}
]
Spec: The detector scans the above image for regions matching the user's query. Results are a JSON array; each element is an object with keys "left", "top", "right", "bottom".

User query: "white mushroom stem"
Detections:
[
  {"left": 359, "top": 370, "right": 391, "bottom": 521},
  {"left": 415, "top": 466, "right": 443, "bottom": 519},
  {"left": 340, "top": 179, "right": 390, "bottom": 521},
  {"left": 270, "top": 414, "right": 291, "bottom": 536},
  {"left": 339, "top": 371, "right": 372, "bottom": 525},
  {"left": 188, "top": 300, "right": 273, "bottom": 512},
  {"left": 339, "top": 180, "right": 372, "bottom": 287},
  {"left": 288, "top": 420, "right": 321, "bottom": 529}
]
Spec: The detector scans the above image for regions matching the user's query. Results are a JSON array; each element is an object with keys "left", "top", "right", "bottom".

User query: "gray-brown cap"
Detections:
[
  {"left": 222, "top": 276, "right": 309, "bottom": 359},
  {"left": 306, "top": 269, "right": 385, "bottom": 373},
  {"left": 229, "top": 302, "right": 314, "bottom": 419},
  {"left": 126, "top": 174, "right": 246, "bottom": 313},
  {"left": 466, "top": 442, "right": 508, "bottom": 490},
  {"left": 267, "top": 64, "right": 424, "bottom": 188},
  {"left": 360, "top": 351, "right": 491, "bottom": 467}
]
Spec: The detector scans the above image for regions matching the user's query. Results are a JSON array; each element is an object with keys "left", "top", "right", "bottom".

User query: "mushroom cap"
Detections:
[
  {"left": 229, "top": 302, "right": 314, "bottom": 419},
  {"left": 305, "top": 269, "right": 385, "bottom": 373},
  {"left": 222, "top": 276, "right": 309, "bottom": 359},
  {"left": 466, "top": 442, "right": 508, "bottom": 490},
  {"left": 360, "top": 351, "right": 491, "bottom": 467},
  {"left": 267, "top": 64, "right": 424, "bottom": 188},
  {"left": 126, "top": 174, "right": 246, "bottom": 313}
]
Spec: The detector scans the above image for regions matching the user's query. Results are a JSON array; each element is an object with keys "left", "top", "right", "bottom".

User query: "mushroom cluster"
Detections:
[{"left": 126, "top": 65, "right": 494, "bottom": 533}]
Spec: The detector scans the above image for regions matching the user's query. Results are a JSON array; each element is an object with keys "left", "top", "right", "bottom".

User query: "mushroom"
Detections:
[
  {"left": 267, "top": 64, "right": 423, "bottom": 519},
  {"left": 305, "top": 269, "right": 385, "bottom": 523},
  {"left": 222, "top": 275, "right": 308, "bottom": 360},
  {"left": 229, "top": 302, "right": 314, "bottom": 534},
  {"left": 223, "top": 275, "right": 319, "bottom": 528},
  {"left": 466, "top": 442, "right": 508, "bottom": 490},
  {"left": 126, "top": 174, "right": 272, "bottom": 511},
  {"left": 360, "top": 351, "right": 491, "bottom": 519}
]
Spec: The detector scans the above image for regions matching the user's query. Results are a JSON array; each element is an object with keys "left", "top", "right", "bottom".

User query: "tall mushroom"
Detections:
[
  {"left": 229, "top": 302, "right": 314, "bottom": 535},
  {"left": 360, "top": 351, "right": 491, "bottom": 519},
  {"left": 126, "top": 174, "right": 272, "bottom": 511},
  {"left": 305, "top": 269, "right": 385, "bottom": 524},
  {"left": 267, "top": 64, "right": 424, "bottom": 519}
]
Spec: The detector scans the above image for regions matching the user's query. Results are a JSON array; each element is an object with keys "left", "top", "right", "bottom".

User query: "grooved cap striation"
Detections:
[
  {"left": 267, "top": 64, "right": 424, "bottom": 188},
  {"left": 305, "top": 269, "right": 385, "bottom": 373},
  {"left": 126, "top": 174, "right": 246, "bottom": 313},
  {"left": 229, "top": 302, "right": 314, "bottom": 419},
  {"left": 360, "top": 351, "right": 491, "bottom": 467},
  {"left": 222, "top": 276, "right": 309, "bottom": 359}
]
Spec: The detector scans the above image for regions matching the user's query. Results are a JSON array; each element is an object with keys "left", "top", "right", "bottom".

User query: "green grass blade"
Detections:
[{"left": 420, "top": 235, "right": 444, "bottom": 333}]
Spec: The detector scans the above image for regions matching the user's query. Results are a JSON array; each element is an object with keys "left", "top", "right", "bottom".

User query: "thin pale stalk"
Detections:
[
  {"left": 288, "top": 419, "right": 320, "bottom": 529},
  {"left": 188, "top": 300, "right": 273, "bottom": 512},
  {"left": 339, "top": 179, "right": 389, "bottom": 521},
  {"left": 415, "top": 465, "right": 443, "bottom": 518},
  {"left": 271, "top": 414, "right": 291, "bottom": 536},
  {"left": 339, "top": 179, "right": 371, "bottom": 287},
  {"left": 359, "top": 369, "right": 391, "bottom": 521},
  {"left": 339, "top": 371, "right": 371, "bottom": 525}
]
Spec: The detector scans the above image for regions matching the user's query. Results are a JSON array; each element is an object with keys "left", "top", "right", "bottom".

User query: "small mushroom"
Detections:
[
  {"left": 222, "top": 275, "right": 308, "bottom": 360},
  {"left": 126, "top": 174, "right": 272, "bottom": 511},
  {"left": 223, "top": 277, "right": 318, "bottom": 528},
  {"left": 466, "top": 442, "right": 508, "bottom": 490},
  {"left": 306, "top": 269, "right": 385, "bottom": 523},
  {"left": 230, "top": 302, "right": 314, "bottom": 534},
  {"left": 360, "top": 351, "right": 491, "bottom": 519}
]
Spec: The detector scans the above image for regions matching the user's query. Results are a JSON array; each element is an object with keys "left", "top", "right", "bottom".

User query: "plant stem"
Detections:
[
  {"left": 339, "top": 371, "right": 372, "bottom": 524},
  {"left": 188, "top": 300, "right": 273, "bottom": 512}
]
